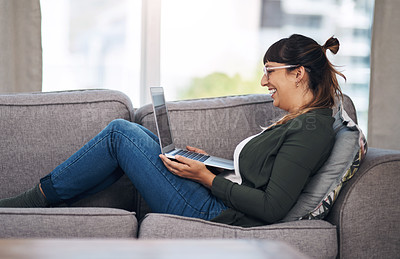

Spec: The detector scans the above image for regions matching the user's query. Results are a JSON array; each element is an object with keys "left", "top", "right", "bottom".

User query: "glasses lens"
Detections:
[{"left": 263, "top": 67, "right": 268, "bottom": 77}]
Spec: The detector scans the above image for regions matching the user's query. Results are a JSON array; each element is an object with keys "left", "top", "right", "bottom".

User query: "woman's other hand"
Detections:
[
  {"left": 159, "top": 154, "right": 215, "bottom": 189},
  {"left": 186, "top": 145, "right": 208, "bottom": 155}
]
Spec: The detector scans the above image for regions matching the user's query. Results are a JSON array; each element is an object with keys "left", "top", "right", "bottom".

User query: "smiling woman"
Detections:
[{"left": 261, "top": 34, "right": 346, "bottom": 126}]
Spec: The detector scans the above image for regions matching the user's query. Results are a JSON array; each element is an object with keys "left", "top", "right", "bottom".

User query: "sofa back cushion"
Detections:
[{"left": 0, "top": 90, "right": 136, "bottom": 211}]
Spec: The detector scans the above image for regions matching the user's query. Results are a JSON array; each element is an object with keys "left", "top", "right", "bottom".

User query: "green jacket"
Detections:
[{"left": 210, "top": 108, "right": 335, "bottom": 227}]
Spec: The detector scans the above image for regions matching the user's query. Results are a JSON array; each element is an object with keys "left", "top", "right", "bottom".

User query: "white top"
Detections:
[{"left": 219, "top": 131, "right": 264, "bottom": 185}]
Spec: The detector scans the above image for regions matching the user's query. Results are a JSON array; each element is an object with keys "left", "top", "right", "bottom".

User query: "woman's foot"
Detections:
[{"left": 0, "top": 184, "right": 49, "bottom": 207}]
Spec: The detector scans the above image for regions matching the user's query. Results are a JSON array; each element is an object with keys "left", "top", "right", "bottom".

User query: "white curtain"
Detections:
[
  {"left": 0, "top": 0, "right": 42, "bottom": 93},
  {"left": 368, "top": 0, "right": 400, "bottom": 150}
]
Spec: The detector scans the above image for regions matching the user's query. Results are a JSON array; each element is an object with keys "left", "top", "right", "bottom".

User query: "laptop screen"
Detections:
[{"left": 152, "top": 90, "right": 173, "bottom": 149}]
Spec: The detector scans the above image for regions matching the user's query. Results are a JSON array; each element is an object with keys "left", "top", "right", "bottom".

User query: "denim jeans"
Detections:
[{"left": 40, "top": 119, "right": 227, "bottom": 220}]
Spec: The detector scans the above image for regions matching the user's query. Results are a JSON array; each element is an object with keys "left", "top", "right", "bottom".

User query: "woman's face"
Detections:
[{"left": 261, "top": 61, "right": 312, "bottom": 113}]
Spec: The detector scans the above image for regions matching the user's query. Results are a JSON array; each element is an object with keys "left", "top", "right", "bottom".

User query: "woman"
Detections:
[{"left": 0, "top": 34, "right": 345, "bottom": 227}]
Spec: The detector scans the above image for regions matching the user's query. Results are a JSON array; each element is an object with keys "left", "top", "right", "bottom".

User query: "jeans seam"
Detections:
[{"left": 51, "top": 133, "right": 111, "bottom": 181}]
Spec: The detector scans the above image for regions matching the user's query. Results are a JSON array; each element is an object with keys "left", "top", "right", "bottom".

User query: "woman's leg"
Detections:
[{"left": 40, "top": 119, "right": 226, "bottom": 220}]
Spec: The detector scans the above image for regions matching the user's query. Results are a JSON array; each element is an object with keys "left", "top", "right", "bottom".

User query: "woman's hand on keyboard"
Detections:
[{"left": 186, "top": 146, "right": 208, "bottom": 155}]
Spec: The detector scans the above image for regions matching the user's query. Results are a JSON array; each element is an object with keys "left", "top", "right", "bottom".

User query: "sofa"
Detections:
[{"left": 0, "top": 89, "right": 399, "bottom": 258}]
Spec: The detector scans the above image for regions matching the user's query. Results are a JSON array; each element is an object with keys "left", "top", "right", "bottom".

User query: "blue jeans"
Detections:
[{"left": 40, "top": 119, "right": 227, "bottom": 220}]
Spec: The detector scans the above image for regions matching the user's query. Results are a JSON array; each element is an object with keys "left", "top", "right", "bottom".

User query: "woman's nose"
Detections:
[{"left": 261, "top": 74, "right": 268, "bottom": 87}]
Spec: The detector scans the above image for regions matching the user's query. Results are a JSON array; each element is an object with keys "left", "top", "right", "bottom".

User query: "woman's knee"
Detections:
[
  {"left": 107, "top": 119, "right": 141, "bottom": 133},
  {"left": 106, "top": 119, "right": 159, "bottom": 150},
  {"left": 106, "top": 120, "right": 158, "bottom": 146}
]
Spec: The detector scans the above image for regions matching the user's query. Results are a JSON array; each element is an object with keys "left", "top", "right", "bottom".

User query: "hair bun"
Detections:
[{"left": 322, "top": 36, "right": 340, "bottom": 54}]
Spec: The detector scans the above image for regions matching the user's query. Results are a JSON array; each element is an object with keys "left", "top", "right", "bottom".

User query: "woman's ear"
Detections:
[
  {"left": 294, "top": 66, "right": 308, "bottom": 88},
  {"left": 295, "top": 66, "right": 306, "bottom": 81}
]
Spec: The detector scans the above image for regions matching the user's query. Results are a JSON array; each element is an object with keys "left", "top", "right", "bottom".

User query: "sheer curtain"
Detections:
[
  {"left": 368, "top": 0, "right": 400, "bottom": 150},
  {"left": 0, "top": 0, "right": 42, "bottom": 93}
]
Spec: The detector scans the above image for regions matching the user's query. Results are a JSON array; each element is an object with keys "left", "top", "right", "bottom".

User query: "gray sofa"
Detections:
[{"left": 0, "top": 89, "right": 399, "bottom": 258}]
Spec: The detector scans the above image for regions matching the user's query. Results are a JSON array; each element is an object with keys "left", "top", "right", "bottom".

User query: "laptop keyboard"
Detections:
[{"left": 173, "top": 150, "right": 210, "bottom": 162}]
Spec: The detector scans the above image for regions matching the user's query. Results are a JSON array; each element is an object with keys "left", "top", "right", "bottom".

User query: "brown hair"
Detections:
[{"left": 264, "top": 34, "right": 345, "bottom": 125}]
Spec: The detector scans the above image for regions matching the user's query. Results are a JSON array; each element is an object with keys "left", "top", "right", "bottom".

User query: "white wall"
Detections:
[{"left": 368, "top": 0, "right": 400, "bottom": 150}]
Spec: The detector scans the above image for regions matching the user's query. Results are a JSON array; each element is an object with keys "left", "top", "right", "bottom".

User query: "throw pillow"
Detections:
[{"left": 282, "top": 103, "right": 368, "bottom": 222}]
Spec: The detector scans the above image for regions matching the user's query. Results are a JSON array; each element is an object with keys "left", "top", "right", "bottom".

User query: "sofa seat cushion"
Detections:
[
  {"left": 139, "top": 213, "right": 337, "bottom": 258},
  {"left": 0, "top": 208, "right": 137, "bottom": 238}
]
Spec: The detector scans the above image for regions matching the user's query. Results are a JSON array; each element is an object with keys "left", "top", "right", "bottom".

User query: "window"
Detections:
[
  {"left": 160, "top": 0, "right": 266, "bottom": 101},
  {"left": 261, "top": 0, "right": 283, "bottom": 28},
  {"left": 285, "top": 14, "right": 323, "bottom": 28},
  {"left": 41, "top": 0, "right": 374, "bottom": 135},
  {"left": 160, "top": 0, "right": 374, "bottom": 135},
  {"left": 41, "top": 0, "right": 142, "bottom": 105}
]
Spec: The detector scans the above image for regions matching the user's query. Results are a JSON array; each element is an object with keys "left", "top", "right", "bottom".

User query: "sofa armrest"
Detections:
[{"left": 326, "top": 147, "right": 400, "bottom": 258}]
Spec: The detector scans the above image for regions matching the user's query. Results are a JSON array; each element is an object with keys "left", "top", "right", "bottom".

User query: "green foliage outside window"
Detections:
[{"left": 177, "top": 70, "right": 267, "bottom": 100}]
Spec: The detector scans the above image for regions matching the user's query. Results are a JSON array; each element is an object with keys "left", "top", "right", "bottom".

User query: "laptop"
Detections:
[{"left": 150, "top": 87, "right": 234, "bottom": 170}]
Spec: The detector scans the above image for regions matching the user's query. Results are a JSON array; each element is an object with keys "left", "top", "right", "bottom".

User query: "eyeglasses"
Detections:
[{"left": 263, "top": 65, "right": 299, "bottom": 78}]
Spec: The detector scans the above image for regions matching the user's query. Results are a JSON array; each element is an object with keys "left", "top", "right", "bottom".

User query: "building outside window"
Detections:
[{"left": 41, "top": 0, "right": 374, "bottom": 135}]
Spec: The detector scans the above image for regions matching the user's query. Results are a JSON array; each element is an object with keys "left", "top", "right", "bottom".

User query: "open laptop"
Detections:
[{"left": 150, "top": 87, "right": 234, "bottom": 170}]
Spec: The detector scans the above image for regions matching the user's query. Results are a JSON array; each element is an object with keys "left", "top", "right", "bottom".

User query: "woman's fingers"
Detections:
[
  {"left": 159, "top": 154, "right": 188, "bottom": 174},
  {"left": 186, "top": 146, "right": 208, "bottom": 155},
  {"left": 174, "top": 155, "right": 202, "bottom": 167},
  {"left": 159, "top": 154, "right": 204, "bottom": 176}
]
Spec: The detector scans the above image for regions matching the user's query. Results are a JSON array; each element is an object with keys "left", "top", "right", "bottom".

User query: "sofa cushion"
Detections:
[
  {"left": 283, "top": 104, "right": 368, "bottom": 222},
  {"left": 0, "top": 208, "right": 137, "bottom": 238},
  {"left": 139, "top": 213, "right": 337, "bottom": 258},
  {"left": 0, "top": 90, "right": 136, "bottom": 211}
]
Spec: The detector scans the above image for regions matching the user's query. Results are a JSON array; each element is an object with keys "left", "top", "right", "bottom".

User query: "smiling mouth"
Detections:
[{"left": 269, "top": 88, "right": 277, "bottom": 95}]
